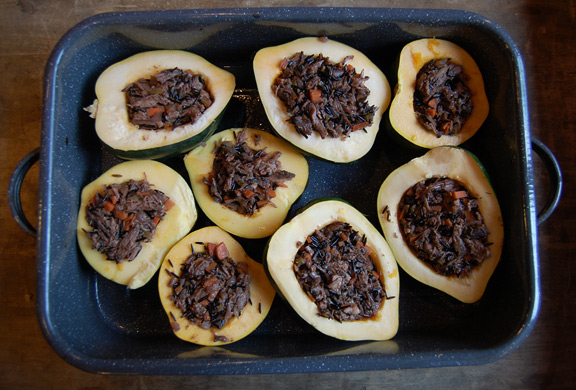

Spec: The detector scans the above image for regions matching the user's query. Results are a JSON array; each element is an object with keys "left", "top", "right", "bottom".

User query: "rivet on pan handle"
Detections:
[
  {"left": 532, "top": 138, "right": 562, "bottom": 225},
  {"left": 8, "top": 148, "right": 40, "bottom": 238}
]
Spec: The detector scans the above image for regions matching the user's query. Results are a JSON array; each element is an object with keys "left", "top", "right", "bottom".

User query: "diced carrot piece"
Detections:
[
  {"left": 267, "top": 189, "right": 276, "bottom": 198},
  {"left": 153, "top": 216, "right": 161, "bottom": 226},
  {"left": 257, "top": 200, "right": 268, "bottom": 208},
  {"left": 164, "top": 198, "right": 175, "bottom": 211},
  {"left": 215, "top": 242, "right": 229, "bottom": 261},
  {"left": 114, "top": 210, "right": 128, "bottom": 220},
  {"left": 427, "top": 98, "right": 438, "bottom": 108},
  {"left": 103, "top": 201, "right": 115, "bottom": 212},
  {"left": 451, "top": 190, "right": 468, "bottom": 199},
  {"left": 308, "top": 89, "right": 322, "bottom": 103},
  {"left": 242, "top": 188, "right": 255, "bottom": 198},
  {"left": 205, "top": 242, "right": 217, "bottom": 258},
  {"left": 146, "top": 107, "right": 163, "bottom": 117},
  {"left": 365, "top": 244, "right": 373, "bottom": 256},
  {"left": 123, "top": 214, "right": 135, "bottom": 231},
  {"left": 352, "top": 122, "right": 370, "bottom": 131}
]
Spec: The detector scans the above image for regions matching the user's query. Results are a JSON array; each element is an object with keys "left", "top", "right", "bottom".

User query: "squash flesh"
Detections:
[
  {"left": 184, "top": 128, "right": 309, "bottom": 239},
  {"left": 266, "top": 199, "right": 399, "bottom": 341},
  {"left": 91, "top": 50, "right": 235, "bottom": 159},
  {"left": 158, "top": 226, "right": 275, "bottom": 345},
  {"left": 76, "top": 160, "right": 197, "bottom": 289},
  {"left": 377, "top": 147, "right": 504, "bottom": 303},
  {"left": 389, "top": 39, "right": 489, "bottom": 148},
  {"left": 254, "top": 37, "right": 391, "bottom": 163}
]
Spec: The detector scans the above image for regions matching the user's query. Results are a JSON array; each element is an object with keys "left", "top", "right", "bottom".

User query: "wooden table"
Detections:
[{"left": 1, "top": 1, "right": 574, "bottom": 388}]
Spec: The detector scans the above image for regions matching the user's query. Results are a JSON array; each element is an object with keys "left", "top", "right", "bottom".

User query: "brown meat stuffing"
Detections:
[
  {"left": 273, "top": 52, "right": 377, "bottom": 139},
  {"left": 84, "top": 178, "right": 172, "bottom": 263},
  {"left": 166, "top": 241, "right": 251, "bottom": 330},
  {"left": 293, "top": 221, "right": 388, "bottom": 322},
  {"left": 123, "top": 67, "right": 213, "bottom": 130},
  {"left": 413, "top": 58, "right": 473, "bottom": 137},
  {"left": 203, "top": 129, "right": 295, "bottom": 216},
  {"left": 398, "top": 177, "right": 491, "bottom": 277}
]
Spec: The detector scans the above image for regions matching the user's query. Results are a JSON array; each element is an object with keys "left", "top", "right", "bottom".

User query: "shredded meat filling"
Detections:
[
  {"left": 398, "top": 177, "right": 491, "bottom": 277},
  {"left": 273, "top": 51, "right": 376, "bottom": 139},
  {"left": 293, "top": 221, "right": 387, "bottom": 322},
  {"left": 84, "top": 178, "right": 172, "bottom": 263},
  {"left": 123, "top": 67, "right": 213, "bottom": 130},
  {"left": 203, "top": 129, "right": 295, "bottom": 216},
  {"left": 166, "top": 241, "right": 251, "bottom": 330},
  {"left": 413, "top": 58, "right": 473, "bottom": 137}
]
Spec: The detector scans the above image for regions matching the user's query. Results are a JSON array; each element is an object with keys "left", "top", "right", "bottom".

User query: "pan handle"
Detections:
[
  {"left": 532, "top": 138, "right": 562, "bottom": 225},
  {"left": 8, "top": 148, "right": 40, "bottom": 238}
]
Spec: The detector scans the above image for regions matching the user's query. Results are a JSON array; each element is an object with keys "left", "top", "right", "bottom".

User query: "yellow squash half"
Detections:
[
  {"left": 184, "top": 128, "right": 309, "bottom": 239},
  {"left": 265, "top": 199, "right": 399, "bottom": 341},
  {"left": 377, "top": 147, "right": 504, "bottom": 303},
  {"left": 158, "top": 226, "right": 275, "bottom": 345},
  {"left": 389, "top": 39, "right": 489, "bottom": 148},
  {"left": 254, "top": 37, "right": 391, "bottom": 163},
  {"left": 88, "top": 50, "right": 235, "bottom": 159},
  {"left": 77, "top": 160, "right": 197, "bottom": 289}
]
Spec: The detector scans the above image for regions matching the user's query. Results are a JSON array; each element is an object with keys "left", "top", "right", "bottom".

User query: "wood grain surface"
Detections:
[{"left": 1, "top": 1, "right": 574, "bottom": 389}]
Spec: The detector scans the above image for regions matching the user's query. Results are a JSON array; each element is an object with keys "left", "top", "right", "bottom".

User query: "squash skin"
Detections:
[
  {"left": 253, "top": 37, "right": 391, "bottom": 163},
  {"left": 265, "top": 199, "right": 399, "bottom": 341},
  {"left": 90, "top": 50, "right": 235, "bottom": 160},
  {"left": 389, "top": 39, "right": 489, "bottom": 149},
  {"left": 376, "top": 146, "right": 504, "bottom": 303},
  {"left": 183, "top": 128, "right": 309, "bottom": 239},
  {"left": 158, "top": 226, "right": 275, "bottom": 346},
  {"left": 76, "top": 160, "right": 197, "bottom": 289}
]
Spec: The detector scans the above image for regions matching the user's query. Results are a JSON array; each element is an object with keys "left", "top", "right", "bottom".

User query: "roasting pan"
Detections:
[{"left": 9, "top": 7, "right": 563, "bottom": 374}]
